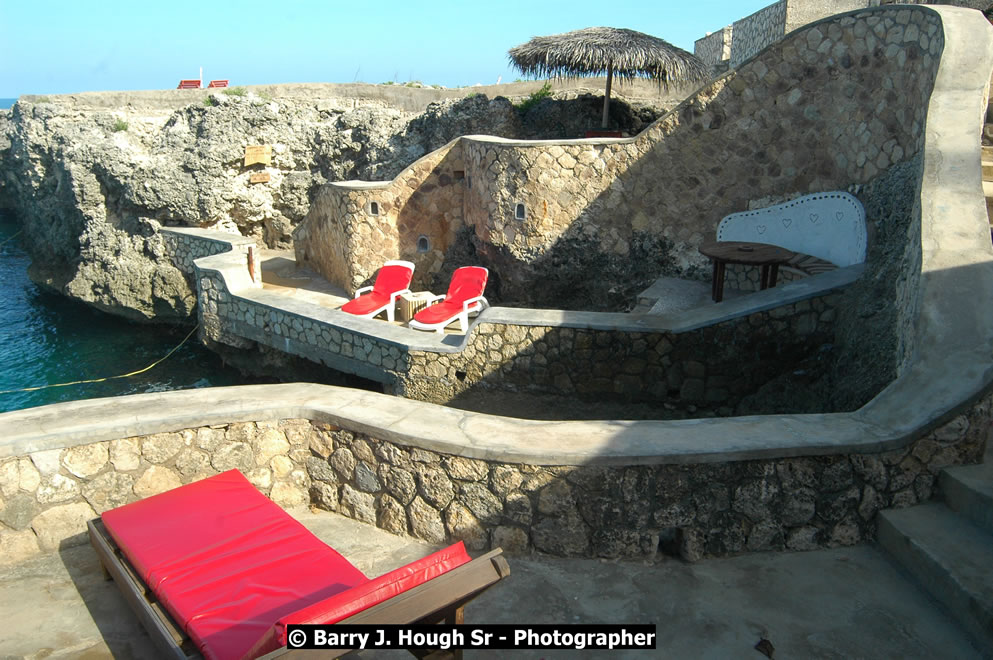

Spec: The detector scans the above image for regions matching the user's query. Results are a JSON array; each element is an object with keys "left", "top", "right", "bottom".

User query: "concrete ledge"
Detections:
[
  {"left": 159, "top": 227, "right": 257, "bottom": 248},
  {"left": 0, "top": 382, "right": 892, "bottom": 465}
]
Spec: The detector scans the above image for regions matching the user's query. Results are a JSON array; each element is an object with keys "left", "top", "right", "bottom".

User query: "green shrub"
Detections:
[
  {"left": 222, "top": 87, "right": 246, "bottom": 97},
  {"left": 203, "top": 96, "right": 217, "bottom": 107},
  {"left": 111, "top": 118, "right": 128, "bottom": 132},
  {"left": 513, "top": 82, "right": 553, "bottom": 113},
  {"left": 381, "top": 81, "right": 395, "bottom": 85},
  {"left": 258, "top": 90, "right": 273, "bottom": 101}
]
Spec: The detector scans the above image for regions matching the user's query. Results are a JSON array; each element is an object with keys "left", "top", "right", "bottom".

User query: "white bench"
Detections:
[{"left": 717, "top": 191, "right": 867, "bottom": 268}]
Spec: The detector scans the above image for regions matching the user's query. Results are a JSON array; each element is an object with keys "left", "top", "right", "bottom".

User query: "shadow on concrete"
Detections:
[{"left": 56, "top": 537, "right": 158, "bottom": 658}]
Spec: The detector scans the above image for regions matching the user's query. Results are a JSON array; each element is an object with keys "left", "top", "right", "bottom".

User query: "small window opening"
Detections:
[
  {"left": 466, "top": 175, "right": 472, "bottom": 189},
  {"left": 515, "top": 203, "right": 526, "bottom": 221},
  {"left": 417, "top": 235, "right": 430, "bottom": 253},
  {"left": 369, "top": 201, "right": 380, "bottom": 216},
  {"left": 453, "top": 170, "right": 465, "bottom": 181},
  {"left": 455, "top": 370, "right": 467, "bottom": 382}
]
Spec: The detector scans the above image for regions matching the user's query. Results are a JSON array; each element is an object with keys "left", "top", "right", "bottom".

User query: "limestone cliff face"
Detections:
[{"left": 0, "top": 85, "right": 665, "bottom": 322}]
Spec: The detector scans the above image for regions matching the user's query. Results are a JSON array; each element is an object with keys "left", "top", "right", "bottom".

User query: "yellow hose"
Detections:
[{"left": 0, "top": 324, "right": 200, "bottom": 395}]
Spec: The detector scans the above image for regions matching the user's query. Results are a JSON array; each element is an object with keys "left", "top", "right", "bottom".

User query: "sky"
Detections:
[{"left": 0, "top": 0, "right": 771, "bottom": 98}]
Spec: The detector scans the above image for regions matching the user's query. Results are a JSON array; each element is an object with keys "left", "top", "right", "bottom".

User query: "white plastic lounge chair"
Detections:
[
  {"left": 340, "top": 260, "right": 414, "bottom": 322},
  {"left": 408, "top": 266, "right": 488, "bottom": 334}
]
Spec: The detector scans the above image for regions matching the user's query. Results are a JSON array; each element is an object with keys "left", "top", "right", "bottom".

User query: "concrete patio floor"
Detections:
[{"left": 0, "top": 508, "right": 983, "bottom": 659}]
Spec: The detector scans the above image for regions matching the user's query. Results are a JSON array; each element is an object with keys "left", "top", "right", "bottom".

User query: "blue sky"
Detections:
[{"left": 0, "top": 0, "right": 770, "bottom": 98}]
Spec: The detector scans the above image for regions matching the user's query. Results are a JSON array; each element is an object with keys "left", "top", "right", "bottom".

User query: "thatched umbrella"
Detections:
[{"left": 508, "top": 27, "right": 709, "bottom": 129}]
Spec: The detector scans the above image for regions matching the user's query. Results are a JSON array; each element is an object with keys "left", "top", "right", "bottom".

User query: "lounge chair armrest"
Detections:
[
  {"left": 462, "top": 296, "right": 488, "bottom": 313},
  {"left": 353, "top": 286, "right": 373, "bottom": 299},
  {"left": 389, "top": 288, "right": 412, "bottom": 303},
  {"left": 423, "top": 293, "right": 446, "bottom": 306}
]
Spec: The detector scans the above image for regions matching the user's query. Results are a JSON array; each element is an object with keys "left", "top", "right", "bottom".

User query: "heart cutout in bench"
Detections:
[
  {"left": 782, "top": 218, "right": 792, "bottom": 228},
  {"left": 809, "top": 213, "right": 819, "bottom": 224},
  {"left": 756, "top": 225, "right": 767, "bottom": 234}
]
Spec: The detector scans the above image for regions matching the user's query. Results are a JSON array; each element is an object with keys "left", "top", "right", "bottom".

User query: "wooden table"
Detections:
[{"left": 698, "top": 241, "right": 796, "bottom": 302}]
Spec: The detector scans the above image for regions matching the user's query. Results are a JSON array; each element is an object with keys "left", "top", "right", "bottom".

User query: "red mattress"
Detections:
[{"left": 101, "top": 470, "right": 471, "bottom": 660}]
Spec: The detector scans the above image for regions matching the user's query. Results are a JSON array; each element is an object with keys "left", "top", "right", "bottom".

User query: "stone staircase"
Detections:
[{"left": 877, "top": 443, "right": 993, "bottom": 655}]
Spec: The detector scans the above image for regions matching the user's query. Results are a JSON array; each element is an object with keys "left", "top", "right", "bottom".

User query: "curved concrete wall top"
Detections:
[{"left": 2, "top": 7, "right": 992, "bottom": 467}]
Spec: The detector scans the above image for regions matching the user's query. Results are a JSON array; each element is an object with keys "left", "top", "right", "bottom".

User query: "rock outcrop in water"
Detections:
[{"left": 0, "top": 84, "right": 671, "bottom": 322}]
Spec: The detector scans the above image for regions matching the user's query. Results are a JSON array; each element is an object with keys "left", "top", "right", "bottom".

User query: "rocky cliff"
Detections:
[{"left": 0, "top": 83, "right": 670, "bottom": 322}]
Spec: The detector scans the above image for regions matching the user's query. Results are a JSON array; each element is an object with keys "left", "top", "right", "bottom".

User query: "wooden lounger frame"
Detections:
[{"left": 88, "top": 518, "right": 510, "bottom": 660}]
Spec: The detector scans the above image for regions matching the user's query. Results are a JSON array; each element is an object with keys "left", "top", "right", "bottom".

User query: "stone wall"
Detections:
[
  {"left": 400, "top": 293, "right": 841, "bottom": 414},
  {"left": 3, "top": 392, "right": 987, "bottom": 565},
  {"left": 0, "top": 420, "right": 312, "bottom": 566},
  {"left": 785, "top": 1, "right": 878, "bottom": 36},
  {"left": 829, "top": 155, "right": 924, "bottom": 408},
  {"left": 695, "top": 27, "right": 734, "bottom": 66},
  {"left": 719, "top": 0, "right": 875, "bottom": 68},
  {"left": 196, "top": 266, "right": 409, "bottom": 386},
  {"left": 310, "top": 398, "right": 988, "bottom": 560},
  {"left": 161, "top": 227, "right": 257, "bottom": 276},
  {"left": 729, "top": 0, "right": 789, "bottom": 67},
  {"left": 293, "top": 141, "right": 467, "bottom": 295}
]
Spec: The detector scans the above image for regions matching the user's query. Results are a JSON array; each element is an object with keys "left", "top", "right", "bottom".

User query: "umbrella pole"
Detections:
[{"left": 601, "top": 65, "right": 613, "bottom": 129}]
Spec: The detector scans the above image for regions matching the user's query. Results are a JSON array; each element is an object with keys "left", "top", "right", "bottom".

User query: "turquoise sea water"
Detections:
[
  {"left": 0, "top": 98, "right": 14, "bottom": 109},
  {"left": 0, "top": 211, "right": 261, "bottom": 414}
]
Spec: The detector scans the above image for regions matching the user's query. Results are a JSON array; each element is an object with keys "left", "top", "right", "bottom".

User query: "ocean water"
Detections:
[
  {"left": 0, "top": 211, "right": 261, "bottom": 414},
  {"left": 0, "top": 98, "right": 14, "bottom": 110}
]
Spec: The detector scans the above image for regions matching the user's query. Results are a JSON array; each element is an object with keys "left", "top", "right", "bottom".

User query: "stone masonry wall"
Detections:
[
  {"left": 785, "top": 1, "right": 877, "bottom": 35},
  {"left": 717, "top": 1, "right": 874, "bottom": 69},
  {"left": 294, "top": 142, "right": 466, "bottom": 294},
  {"left": 695, "top": 26, "right": 734, "bottom": 66},
  {"left": 0, "top": 420, "right": 313, "bottom": 566},
  {"left": 197, "top": 268, "right": 411, "bottom": 386},
  {"left": 3, "top": 393, "right": 987, "bottom": 566},
  {"left": 161, "top": 230, "right": 244, "bottom": 275},
  {"left": 730, "top": 0, "right": 789, "bottom": 67},
  {"left": 310, "top": 397, "right": 988, "bottom": 560},
  {"left": 400, "top": 293, "right": 840, "bottom": 414}
]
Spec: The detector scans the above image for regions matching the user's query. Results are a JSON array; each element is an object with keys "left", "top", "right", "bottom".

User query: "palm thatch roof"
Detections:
[{"left": 508, "top": 27, "right": 708, "bottom": 87}]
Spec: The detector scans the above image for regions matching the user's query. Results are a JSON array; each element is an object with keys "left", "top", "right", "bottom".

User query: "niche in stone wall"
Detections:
[
  {"left": 417, "top": 235, "right": 431, "bottom": 253},
  {"left": 368, "top": 201, "right": 380, "bottom": 216},
  {"left": 515, "top": 203, "right": 526, "bottom": 221}
]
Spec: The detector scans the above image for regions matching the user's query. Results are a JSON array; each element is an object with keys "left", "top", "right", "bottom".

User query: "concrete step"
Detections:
[
  {"left": 939, "top": 450, "right": 993, "bottom": 536},
  {"left": 878, "top": 503, "right": 993, "bottom": 654},
  {"left": 983, "top": 160, "right": 993, "bottom": 180},
  {"left": 984, "top": 144, "right": 993, "bottom": 161}
]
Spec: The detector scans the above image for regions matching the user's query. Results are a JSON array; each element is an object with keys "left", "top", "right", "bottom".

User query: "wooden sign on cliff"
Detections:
[
  {"left": 244, "top": 145, "right": 272, "bottom": 167},
  {"left": 250, "top": 172, "right": 271, "bottom": 184}
]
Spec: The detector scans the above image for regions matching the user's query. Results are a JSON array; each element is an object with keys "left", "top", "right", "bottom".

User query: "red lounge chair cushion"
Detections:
[
  {"left": 411, "top": 266, "right": 487, "bottom": 326},
  {"left": 101, "top": 470, "right": 369, "bottom": 660},
  {"left": 445, "top": 267, "right": 487, "bottom": 306},
  {"left": 341, "top": 290, "right": 391, "bottom": 316},
  {"left": 372, "top": 263, "right": 414, "bottom": 297},
  {"left": 244, "top": 542, "right": 472, "bottom": 657},
  {"left": 412, "top": 300, "right": 464, "bottom": 326}
]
